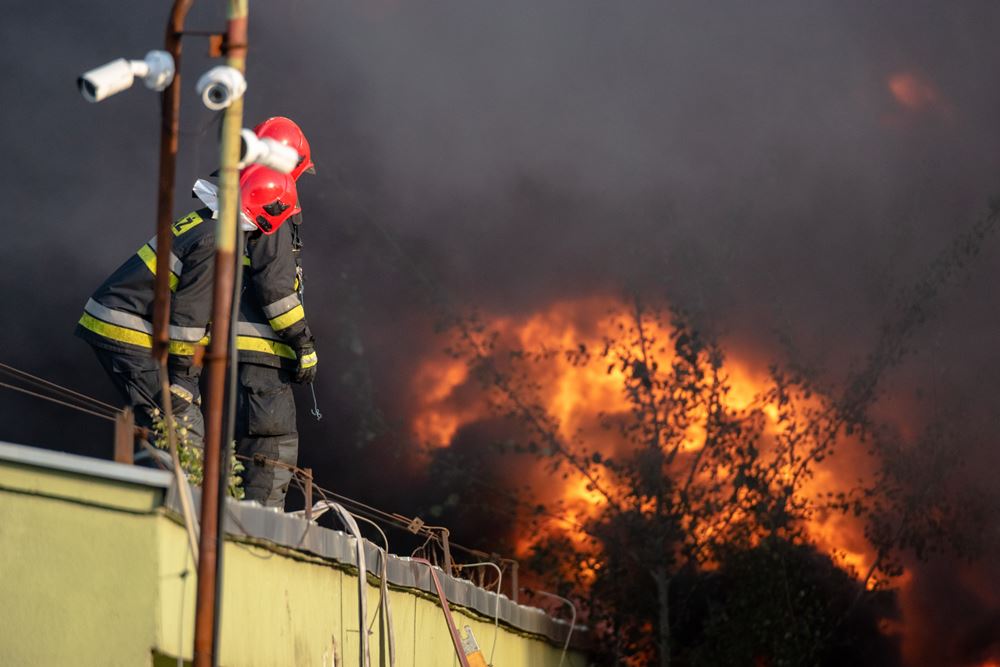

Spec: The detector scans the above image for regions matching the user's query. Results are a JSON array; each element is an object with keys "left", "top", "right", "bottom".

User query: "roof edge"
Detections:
[{"left": 0, "top": 441, "right": 173, "bottom": 489}]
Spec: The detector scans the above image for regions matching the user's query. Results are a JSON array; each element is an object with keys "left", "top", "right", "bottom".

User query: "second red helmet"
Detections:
[
  {"left": 253, "top": 116, "right": 315, "bottom": 181},
  {"left": 240, "top": 165, "right": 301, "bottom": 235}
]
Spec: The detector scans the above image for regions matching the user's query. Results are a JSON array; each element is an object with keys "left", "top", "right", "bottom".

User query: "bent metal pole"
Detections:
[
  {"left": 192, "top": 1, "right": 248, "bottom": 665},
  {"left": 151, "top": 0, "right": 195, "bottom": 363}
]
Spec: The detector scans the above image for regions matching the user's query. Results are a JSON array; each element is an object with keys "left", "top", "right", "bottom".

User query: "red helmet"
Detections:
[
  {"left": 239, "top": 165, "right": 300, "bottom": 235},
  {"left": 253, "top": 116, "right": 315, "bottom": 180}
]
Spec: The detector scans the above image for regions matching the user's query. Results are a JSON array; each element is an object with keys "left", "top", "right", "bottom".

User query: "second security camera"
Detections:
[
  {"left": 196, "top": 66, "right": 247, "bottom": 111},
  {"left": 239, "top": 129, "right": 300, "bottom": 174}
]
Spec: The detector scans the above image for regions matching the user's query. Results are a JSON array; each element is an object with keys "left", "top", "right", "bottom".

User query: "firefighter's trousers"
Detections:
[
  {"left": 91, "top": 346, "right": 205, "bottom": 459},
  {"left": 235, "top": 363, "right": 298, "bottom": 509}
]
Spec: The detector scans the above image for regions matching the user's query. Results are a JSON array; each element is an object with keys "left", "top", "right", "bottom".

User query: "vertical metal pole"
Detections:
[
  {"left": 193, "top": 2, "right": 248, "bottom": 665},
  {"left": 304, "top": 468, "right": 314, "bottom": 521},
  {"left": 509, "top": 560, "right": 519, "bottom": 603},
  {"left": 211, "top": 211, "right": 246, "bottom": 663},
  {"left": 113, "top": 408, "right": 135, "bottom": 464},
  {"left": 440, "top": 528, "right": 453, "bottom": 575},
  {"left": 151, "top": 0, "right": 195, "bottom": 364}
]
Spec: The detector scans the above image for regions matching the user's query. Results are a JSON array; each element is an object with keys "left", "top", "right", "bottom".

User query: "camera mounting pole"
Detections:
[
  {"left": 192, "top": 1, "right": 248, "bottom": 665},
  {"left": 150, "top": 0, "right": 195, "bottom": 364}
]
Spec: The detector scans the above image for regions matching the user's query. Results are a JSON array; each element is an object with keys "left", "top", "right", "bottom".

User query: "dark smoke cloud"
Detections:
[{"left": 1, "top": 1, "right": 999, "bottom": 663}]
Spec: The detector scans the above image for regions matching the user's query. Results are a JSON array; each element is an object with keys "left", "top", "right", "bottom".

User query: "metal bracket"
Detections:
[
  {"left": 404, "top": 516, "right": 425, "bottom": 534},
  {"left": 207, "top": 33, "right": 225, "bottom": 58}
]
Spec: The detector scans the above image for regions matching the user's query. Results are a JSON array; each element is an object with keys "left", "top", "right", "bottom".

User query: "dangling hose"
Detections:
[
  {"left": 351, "top": 514, "right": 396, "bottom": 667},
  {"left": 454, "top": 562, "right": 502, "bottom": 666},
  {"left": 328, "top": 502, "right": 372, "bottom": 667}
]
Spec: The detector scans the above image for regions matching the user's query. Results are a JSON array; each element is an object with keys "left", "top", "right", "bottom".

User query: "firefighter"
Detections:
[
  {"left": 232, "top": 116, "right": 318, "bottom": 508},
  {"left": 76, "top": 165, "right": 300, "bottom": 459}
]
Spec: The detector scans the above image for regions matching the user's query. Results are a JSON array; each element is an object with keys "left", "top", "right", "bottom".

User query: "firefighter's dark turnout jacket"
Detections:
[
  {"left": 235, "top": 221, "right": 315, "bottom": 508},
  {"left": 75, "top": 208, "right": 215, "bottom": 443},
  {"left": 237, "top": 221, "right": 314, "bottom": 367},
  {"left": 75, "top": 208, "right": 215, "bottom": 380}
]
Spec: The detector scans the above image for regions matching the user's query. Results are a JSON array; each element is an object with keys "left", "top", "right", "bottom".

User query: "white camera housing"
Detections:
[
  {"left": 195, "top": 66, "right": 247, "bottom": 111},
  {"left": 239, "top": 129, "right": 300, "bottom": 174},
  {"left": 78, "top": 50, "right": 175, "bottom": 103}
]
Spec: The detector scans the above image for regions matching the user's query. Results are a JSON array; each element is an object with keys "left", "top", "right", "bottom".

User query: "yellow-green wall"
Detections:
[
  {"left": 0, "top": 461, "right": 164, "bottom": 666},
  {"left": 0, "top": 454, "right": 585, "bottom": 667}
]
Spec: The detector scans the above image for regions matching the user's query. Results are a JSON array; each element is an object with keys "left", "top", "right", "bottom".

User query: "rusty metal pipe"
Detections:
[
  {"left": 304, "top": 468, "right": 314, "bottom": 521},
  {"left": 151, "top": 0, "right": 195, "bottom": 363},
  {"left": 113, "top": 407, "right": 134, "bottom": 464},
  {"left": 192, "top": 1, "right": 248, "bottom": 665},
  {"left": 410, "top": 558, "right": 472, "bottom": 667}
]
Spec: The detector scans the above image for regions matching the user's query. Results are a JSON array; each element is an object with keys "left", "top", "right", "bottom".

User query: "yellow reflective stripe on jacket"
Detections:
[
  {"left": 262, "top": 293, "right": 301, "bottom": 319},
  {"left": 136, "top": 245, "right": 179, "bottom": 291},
  {"left": 242, "top": 255, "right": 251, "bottom": 266},
  {"left": 171, "top": 334, "right": 209, "bottom": 355},
  {"left": 168, "top": 341, "right": 198, "bottom": 356},
  {"left": 236, "top": 335, "right": 297, "bottom": 360},
  {"left": 79, "top": 312, "right": 152, "bottom": 348},
  {"left": 79, "top": 313, "right": 204, "bottom": 356},
  {"left": 268, "top": 304, "right": 305, "bottom": 331},
  {"left": 299, "top": 351, "right": 318, "bottom": 369}
]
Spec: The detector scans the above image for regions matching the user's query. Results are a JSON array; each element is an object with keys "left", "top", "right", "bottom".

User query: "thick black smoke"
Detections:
[{"left": 1, "top": 2, "right": 999, "bottom": 663}]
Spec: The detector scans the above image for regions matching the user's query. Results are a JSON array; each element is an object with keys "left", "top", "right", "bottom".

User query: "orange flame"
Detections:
[
  {"left": 885, "top": 71, "right": 953, "bottom": 123},
  {"left": 413, "top": 296, "right": 882, "bottom": 578},
  {"left": 888, "top": 72, "right": 941, "bottom": 111}
]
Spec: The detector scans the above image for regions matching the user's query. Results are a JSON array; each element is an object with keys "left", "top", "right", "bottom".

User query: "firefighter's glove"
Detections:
[{"left": 294, "top": 345, "right": 318, "bottom": 384}]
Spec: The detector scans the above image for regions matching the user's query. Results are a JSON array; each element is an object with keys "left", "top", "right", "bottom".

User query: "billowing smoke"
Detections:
[{"left": 1, "top": 1, "right": 999, "bottom": 663}]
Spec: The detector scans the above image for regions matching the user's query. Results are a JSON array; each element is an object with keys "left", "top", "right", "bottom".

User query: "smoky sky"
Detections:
[{"left": 2, "top": 1, "right": 1000, "bottom": 664}]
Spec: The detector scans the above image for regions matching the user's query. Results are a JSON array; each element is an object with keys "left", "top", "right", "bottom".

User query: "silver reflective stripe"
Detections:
[
  {"left": 169, "top": 324, "right": 207, "bottom": 342},
  {"left": 147, "top": 237, "right": 184, "bottom": 276},
  {"left": 237, "top": 320, "right": 282, "bottom": 340},
  {"left": 261, "top": 292, "right": 301, "bottom": 319},
  {"left": 86, "top": 299, "right": 204, "bottom": 341},
  {"left": 85, "top": 299, "right": 153, "bottom": 333},
  {"left": 169, "top": 384, "right": 194, "bottom": 403}
]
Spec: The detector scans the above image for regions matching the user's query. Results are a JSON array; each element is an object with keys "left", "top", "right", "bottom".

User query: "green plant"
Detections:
[{"left": 151, "top": 410, "right": 245, "bottom": 499}]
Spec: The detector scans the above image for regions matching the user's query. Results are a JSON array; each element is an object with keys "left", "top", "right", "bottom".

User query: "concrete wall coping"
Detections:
[{"left": 0, "top": 441, "right": 173, "bottom": 489}]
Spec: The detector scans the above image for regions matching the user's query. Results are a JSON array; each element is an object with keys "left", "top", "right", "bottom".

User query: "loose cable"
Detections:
[
  {"left": 0, "top": 361, "right": 119, "bottom": 413},
  {"left": 0, "top": 381, "right": 116, "bottom": 421},
  {"left": 454, "top": 562, "right": 503, "bottom": 666},
  {"left": 523, "top": 588, "right": 577, "bottom": 667}
]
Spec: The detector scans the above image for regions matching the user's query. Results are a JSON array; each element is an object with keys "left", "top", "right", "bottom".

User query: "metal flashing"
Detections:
[
  {"left": 0, "top": 441, "right": 173, "bottom": 488},
  {"left": 167, "top": 487, "right": 578, "bottom": 648}
]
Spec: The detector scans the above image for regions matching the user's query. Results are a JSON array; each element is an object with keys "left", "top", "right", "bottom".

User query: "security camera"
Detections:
[
  {"left": 238, "top": 129, "right": 300, "bottom": 174},
  {"left": 78, "top": 50, "right": 175, "bottom": 103},
  {"left": 195, "top": 66, "right": 247, "bottom": 111}
]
